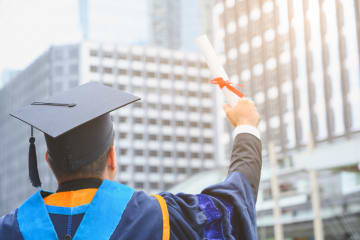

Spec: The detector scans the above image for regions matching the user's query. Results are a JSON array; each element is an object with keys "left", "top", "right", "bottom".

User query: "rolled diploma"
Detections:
[{"left": 196, "top": 35, "right": 238, "bottom": 107}]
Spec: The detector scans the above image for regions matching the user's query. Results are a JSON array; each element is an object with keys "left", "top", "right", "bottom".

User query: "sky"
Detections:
[
  {"left": 0, "top": 0, "right": 148, "bottom": 75},
  {"left": 0, "top": 0, "right": 81, "bottom": 73}
]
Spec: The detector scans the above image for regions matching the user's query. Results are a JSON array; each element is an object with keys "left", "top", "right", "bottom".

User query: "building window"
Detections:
[
  {"left": 149, "top": 119, "right": 157, "bottom": 125},
  {"left": 176, "top": 151, "right": 185, "bottom": 158},
  {"left": 175, "top": 105, "right": 184, "bottom": 111},
  {"left": 104, "top": 67, "right": 113, "bottom": 74},
  {"left": 176, "top": 121, "right": 184, "bottom": 127},
  {"left": 119, "top": 132, "right": 127, "bottom": 139},
  {"left": 149, "top": 151, "right": 157, "bottom": 157},
  {"left": 161, "top": 105, "right": 171, "bottom": 111},
  {"left": 164, "top": 151, "right": 171, "bottom": 157},
  {"left": 190, "top": 122, "right": 198, "bottom": 128},
  {"left": 120, "top": 165, "right": 127, "bottom": 171},
  {"left": 134, "top": 118, "right": 143, "bottom": 124},
  {"left": 69, "top": 64, "right": 78, "bottom": 75},
  {"left": 132, "top": 55, "right": 141, "bottom": 61},
  {"left": 163, "top": 135, "right": 171, "bottom": 141},
  {"left": 54, "top": 66, "right": 63, "bottom": 76},
  {"left": 134, "top": 133, "right": 143, "bottom": 140},
  {"left": 135, "top": 182, "right": 144, "bottom": 189},
  {"left": 135, "top": 165, "right": 144, "bottom": 172},
  {"left": 69, "top": 48, "right": 78, "bottom": 58},
  {"left": 203, "top": 123, "right": 212, "bottom": 128},
  {"left": 118, "top": 116, "right": 127, "bottom": 123},
  {"left": 189, "top": 106, "right": 197, "bottom": 112},
  {"left": 150, "top": 166, "right": 158, "bottom": 173},
  {"left": 192, "top": 168, "right": 200, "bottom": 174},
  {"left": 117, "top": 52, "right": 127, "bottom": 59},
  {"left": 149, "top": 134, "right": 157, "bottom": 141},
  {"left": 164, "top": 167, "right": 172, "bottom": 173},
  {"left": 160, "top": 58, "right": 168, "bottom": 64},
  {"left": 103, "top": 51, "right": 113, "bottom": 58},
  {"left": 191, "top": 152, "right": 199, "bottom": 158},
  {"left": 119, "top": 149, "right": 127, "bottom": 155},
  {"left": 176, "top": 136, "right": 185, "bottom": 142},
  {"left": 146, "top": 56, "right": 155, "bottom": 62},
  {"left": 90, "top": 65, "right": 97, "bottom": 72},
  {"left": 150, "top": 182, "right": 159, "bottom": 189},
  {"left": 90, "top": 50, "right": 98, "bottom": 57},
  {"left": 135, "top": 149, "right": 143, "bottom": 156},
  {"left": 162, "top": 119, "right": 171, "bottom": 126}
]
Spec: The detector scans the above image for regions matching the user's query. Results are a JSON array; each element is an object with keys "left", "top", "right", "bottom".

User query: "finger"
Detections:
[{"left": 223, "top": 104, "right": 231, "bottom": 113}]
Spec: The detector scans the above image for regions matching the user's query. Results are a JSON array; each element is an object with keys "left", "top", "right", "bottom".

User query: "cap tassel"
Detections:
[{"left": 29, "top": 127, "right": 41, "bottom": 187}]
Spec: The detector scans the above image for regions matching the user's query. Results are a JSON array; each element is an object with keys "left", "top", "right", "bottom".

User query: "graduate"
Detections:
[{"left": 0, "top": 82, "right": 261, "bottom": 240}]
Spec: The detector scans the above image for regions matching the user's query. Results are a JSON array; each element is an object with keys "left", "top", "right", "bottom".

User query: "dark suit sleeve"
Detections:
[
  {"left": 161, "top": 132, "right": 262, "bottom": 240},
  {"left": 0, "top": 209, "right": 24, "bottom": 240},
  {"left": 228, "top": 133, "right": 262, "bottom": 200}
]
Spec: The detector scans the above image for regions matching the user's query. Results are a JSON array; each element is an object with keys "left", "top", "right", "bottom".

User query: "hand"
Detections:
[{"left": 223, "top": 98, "right": 260, "bottom": 128}]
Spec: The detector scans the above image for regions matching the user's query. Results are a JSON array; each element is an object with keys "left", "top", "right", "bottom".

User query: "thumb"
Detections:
[{"left": 223, "top": 104, "right": 232, "bottom": 113}]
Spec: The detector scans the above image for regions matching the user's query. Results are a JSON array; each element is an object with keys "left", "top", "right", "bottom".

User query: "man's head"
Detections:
[
  {"left": 44, "top": 114, "right": 117, "bottom": 183},
  {"left": 46, "top": 144, "right": 117, "bottom": 183}
]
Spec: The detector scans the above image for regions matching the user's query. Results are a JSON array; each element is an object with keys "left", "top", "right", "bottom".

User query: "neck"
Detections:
[{"left": 57, "top": 178, "right": 103, "bottom": 192}]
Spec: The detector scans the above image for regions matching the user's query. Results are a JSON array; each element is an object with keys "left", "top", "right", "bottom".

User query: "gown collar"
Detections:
[{"left": 57, "top": 178, "right": 102, "bottom": 192}]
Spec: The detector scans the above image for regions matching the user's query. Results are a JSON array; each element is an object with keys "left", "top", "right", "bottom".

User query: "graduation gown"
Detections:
[{"left": 0, "top": 133, "right": 262, "bottom": 239}]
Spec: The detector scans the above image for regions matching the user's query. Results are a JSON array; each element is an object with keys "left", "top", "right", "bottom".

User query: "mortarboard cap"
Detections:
[{"left": 10, "top": 82, "right": 140, "bottom": 187}]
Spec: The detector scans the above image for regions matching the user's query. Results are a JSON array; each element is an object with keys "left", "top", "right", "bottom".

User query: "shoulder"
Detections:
[
  {"left": 110, "top": 191, "right": 163, "bottom": 240},
  {"left": 124, "top": 190, "right": 163, "bottom": 219},
  {"left": 0, "top": 209, "right": 24, "bottom": 240}
]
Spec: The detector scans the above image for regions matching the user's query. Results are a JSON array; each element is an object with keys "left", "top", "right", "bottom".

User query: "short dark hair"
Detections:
[{"left": 48, "top": 138, "right": 114, "bottom": 181}]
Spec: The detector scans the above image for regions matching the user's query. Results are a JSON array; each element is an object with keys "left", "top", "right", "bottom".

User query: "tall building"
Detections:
[
  {"left": 0, "top": 42, "right": 218, "bottom": 215},
  {"left": 212, "top": 0, "right": 360, "bottom": 239},
  {"left": 0, "top": 44, "right": 81, "bottom": 215},
  {"left": 214, "top": 0, "right": 360, "bottom": 155},
  {"left": 150, "top": 0, "right": 182, "bottom": 49},
  {"left": 78, "top": 0, "right": 149, "bottom": 45},
  {"left": 150, "top": 0, "right": 206, "bottom": 51},
  {"left": 77, "top": 0, "right": 205, "bottom": 50}
]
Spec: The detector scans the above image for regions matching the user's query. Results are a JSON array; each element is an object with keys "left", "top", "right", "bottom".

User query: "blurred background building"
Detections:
[
  {"left": 78, "top": 0, "right": 209, "bottom": 51},
  {"left": 211, "top": 0, "right": 360, "bottom": 239}
]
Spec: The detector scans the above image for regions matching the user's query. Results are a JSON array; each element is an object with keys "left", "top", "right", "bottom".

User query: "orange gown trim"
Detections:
[
  {"left": 43, "top": 188, "right": 97, "bottom": 207},
  {"left": 153, "top": 194, "right": 170, "bottom": 240}
]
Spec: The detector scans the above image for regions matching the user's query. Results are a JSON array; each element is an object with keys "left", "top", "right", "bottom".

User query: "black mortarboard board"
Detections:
[{"left": 10, "top": 82, "right": 140, "bottom": 187}]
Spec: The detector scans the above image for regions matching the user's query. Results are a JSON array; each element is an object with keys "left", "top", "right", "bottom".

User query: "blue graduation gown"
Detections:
[
  {"left": 0, "top": 172, "right": 256, "bottom": 240},
  {"left": 1, "top": 133, "right": 261, "bottom": 239}
]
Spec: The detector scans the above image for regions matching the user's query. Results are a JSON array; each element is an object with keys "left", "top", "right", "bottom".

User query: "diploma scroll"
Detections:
[{"left": 196, "top": 35, "right": 240, "bottom": 107}]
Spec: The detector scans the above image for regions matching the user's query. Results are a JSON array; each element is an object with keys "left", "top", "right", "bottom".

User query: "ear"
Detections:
[
  {"left": 104, "top": 146, "right": 117, "bottom": 180},
  {"left": 107, "top": 146, "right": 116, "bottom": 170}
]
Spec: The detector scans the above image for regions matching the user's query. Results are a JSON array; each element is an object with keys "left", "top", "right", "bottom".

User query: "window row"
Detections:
[
  {"left": 117, "top": 117, "right": 212, "bottom": 128},
  {"left": 118, "top": 148, "right": 214, "bottom": 159},
  {"left": 89, "top": 50, "right": 207, "bottom": 68},
  {"left": 118, "top": 133, "right": 213, "bottom": 143},
  {"left": 89, "top": 66, "right": 208, "bottom": 81}
]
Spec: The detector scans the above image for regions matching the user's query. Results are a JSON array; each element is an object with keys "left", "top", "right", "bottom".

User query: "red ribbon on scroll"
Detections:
[{"left": 210, "top": 77, "right": 244, "bottom": 98}]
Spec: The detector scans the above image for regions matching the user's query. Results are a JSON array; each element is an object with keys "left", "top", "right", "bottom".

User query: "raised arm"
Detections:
[
  {"left": 160, "top": 98, "right": 262, "bottom": 240},
  {"left": 224, "top": 99, "right": 262, "bottom": 200}
]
